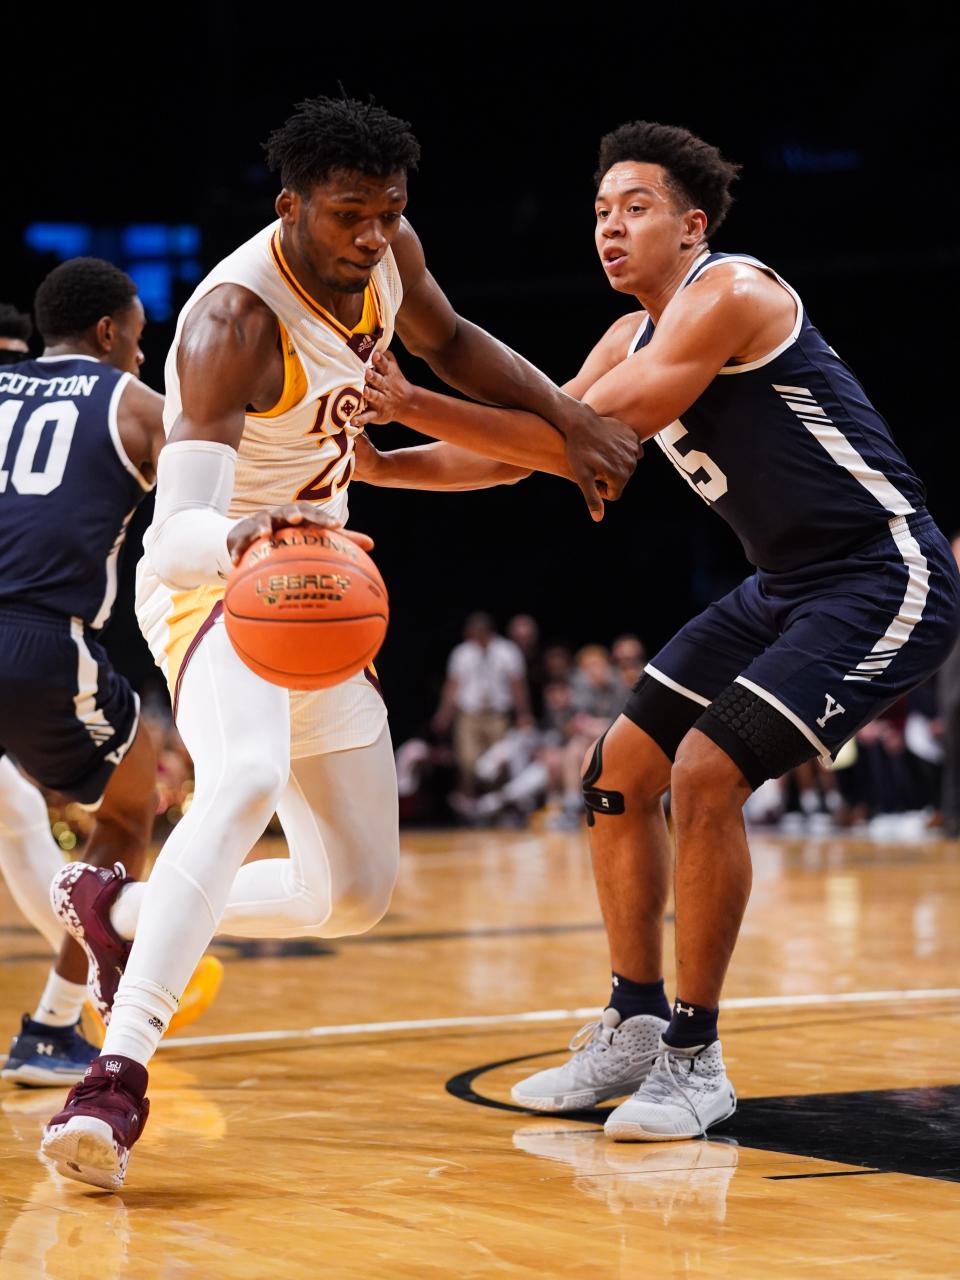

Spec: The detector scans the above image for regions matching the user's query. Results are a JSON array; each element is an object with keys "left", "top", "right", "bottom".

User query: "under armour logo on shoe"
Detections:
[
  {"left": 675, "top": 1001, "right": 695, "bottom": 1017},
  {"left": 37, "top": 1043, "right": 54, "bottom": 1056},
  {"left": 104, "top": 1059, "right": 123, "bottom": 1074}
]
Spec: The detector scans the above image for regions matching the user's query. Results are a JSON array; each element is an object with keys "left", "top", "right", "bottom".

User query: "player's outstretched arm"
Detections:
[
  {"left": 359, "top": 351, "right": 581, "bottom": 479},
  {"left": 389, "top": 221, "right": 640, "bottom": 520},
  {"left": 116, "top": 378, "right": 165, "bottom": 486},
  {"left": 579, "top": 266, "right": 792, "bottom": 436},
  {"left": 352, "top": 435, "right": 530, "bottom": 492}
]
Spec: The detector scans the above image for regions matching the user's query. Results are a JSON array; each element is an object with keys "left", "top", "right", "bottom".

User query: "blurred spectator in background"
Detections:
[
  {"left": 507, "top": 614, "right": 545, "bottom": 718},
  {"left": 553, "top": 645, "right": 627, "bottom": 829},
  {"left": 611, "top": 633, "right": 646, "bottom": 690},
  {"left": 0, "top": 303, "right": 32, "bottom": 364},
  {"left": 433, "top": 612, "right": 531, "bottom": 796},
  {"left": 939, "top": 535, "right": 960, "bottom": 836},
  {"left": 543, "top": 644, "right": 574, "bottom": 685},
  {"left": 449, "top": 678, "right": 579, "bottom": 827}
]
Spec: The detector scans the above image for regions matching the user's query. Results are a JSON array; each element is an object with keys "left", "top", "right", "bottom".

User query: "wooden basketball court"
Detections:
[{"left": 2, "top": 826, "right": 959, "bottom": 1278}]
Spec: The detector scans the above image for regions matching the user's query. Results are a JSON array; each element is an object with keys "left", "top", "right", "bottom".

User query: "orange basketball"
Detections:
[{"left": 224, "top": 525, "right": 389, "bottom": 690}]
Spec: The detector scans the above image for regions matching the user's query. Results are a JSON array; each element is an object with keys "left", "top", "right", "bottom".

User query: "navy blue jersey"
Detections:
[
  {"left": 0, "top": 355, "right": 151, "bottom": 627},
  {"left": 631, "top": 253, "right": 927, "bottom": 572}
]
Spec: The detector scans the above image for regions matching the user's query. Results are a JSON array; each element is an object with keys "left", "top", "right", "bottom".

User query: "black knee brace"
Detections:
[
  {"left": 581, "top": 731, "right": 625, "bottom": 826},
  {"left": 696, "top": 682, "right": 817, "bottom": 789}
]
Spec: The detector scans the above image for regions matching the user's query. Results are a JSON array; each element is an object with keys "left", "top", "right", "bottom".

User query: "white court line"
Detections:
[{"left": 159, "top": 987, "right": 960, "bottom": 1050}]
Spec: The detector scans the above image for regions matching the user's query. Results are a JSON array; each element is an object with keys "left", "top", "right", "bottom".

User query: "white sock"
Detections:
[
  {"left": 109, "top": 882, "right": 145, "bottom": 941},
  {"left": 102, "top": 976, "right": 180, "bottom": 1064},
  {"left": 32, "top": 970, "right": 87, "bottom": 1028}
]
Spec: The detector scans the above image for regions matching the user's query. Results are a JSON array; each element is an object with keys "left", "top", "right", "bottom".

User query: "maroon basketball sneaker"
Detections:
[
  {"left": 50, "top": 862, "right": 133, "bottom": 1020},
  {"left": 40, "top": 1055, "right": 149, "bottom": 1190}
]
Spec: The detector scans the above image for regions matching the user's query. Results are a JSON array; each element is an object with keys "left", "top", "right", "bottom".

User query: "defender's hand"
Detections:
[
  {"left": 355, "top": 350, "right": 414, "bottom": 426},
  {"left": 557, "top": 401, "right": 641, "bottom": 522},
  {"left": 351, "top": 433, "right": 386, "bottom": 484},
  {"left": 228, "top": 502, "right": 374, "bottom": 565}
]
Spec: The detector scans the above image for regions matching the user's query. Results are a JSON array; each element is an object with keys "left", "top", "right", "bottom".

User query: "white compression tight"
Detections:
[
  {"left": 103, "top": 623, "right": 399, "bottom": 1064},
  {"left": 0, "top": 757, "right": 63, "bottom": 953}
]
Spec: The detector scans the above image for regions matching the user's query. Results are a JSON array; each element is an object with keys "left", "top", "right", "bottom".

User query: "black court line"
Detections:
[
  {"left": 766, "top": 1170, "right": 886, "bottom": 1180},
  {"left": 205, "top": 920, "right": 614, "bottom": 959},
  {"left": 447, "top": 1050, "right": 960, "bottom": 1183},
  {"left": 0, "top": 920, "right": 615, "bottom": 965}
]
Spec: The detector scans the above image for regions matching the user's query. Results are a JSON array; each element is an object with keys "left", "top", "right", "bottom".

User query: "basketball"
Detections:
[{"left": 223, "top": 525, "right": 389, "bottom": 689}]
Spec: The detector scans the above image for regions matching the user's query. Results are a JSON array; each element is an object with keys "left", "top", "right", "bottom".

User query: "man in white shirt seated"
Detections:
[{"left": 432, "top": 612, "right": 531, "bottom": 796}]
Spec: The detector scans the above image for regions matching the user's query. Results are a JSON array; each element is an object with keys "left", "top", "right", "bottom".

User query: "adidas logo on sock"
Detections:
[{"left": 148, "top": 1017, "right": 164, "bottom": 1033}]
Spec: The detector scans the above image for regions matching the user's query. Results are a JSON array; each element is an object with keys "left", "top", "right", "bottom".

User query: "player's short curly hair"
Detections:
[
  {"left": 33, "top": 258, "right": 138, "bottom": 342},
  {"left": 263, "top": 95, "right": 421, "bottom": 195},
  {"left": 596, "top": 121, "right": 741, "bottom": 235},
  {"left": 0, "top": 302, "right": 32, "bottom": 343}
]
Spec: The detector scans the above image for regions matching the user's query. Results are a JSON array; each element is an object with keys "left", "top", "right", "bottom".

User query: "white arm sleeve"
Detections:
[{"left": 142, "top": 440, "right": 239, "bottom": 590}]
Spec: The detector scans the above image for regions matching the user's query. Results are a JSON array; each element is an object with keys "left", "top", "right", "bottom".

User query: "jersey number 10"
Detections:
[{"left": 0, "top": 400, "right": 77, "bottom": 495}]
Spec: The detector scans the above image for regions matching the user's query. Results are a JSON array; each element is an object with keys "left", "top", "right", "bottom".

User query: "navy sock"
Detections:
[
  {"left": 607, "top": 974, "right": 671, "bottom": 1023},
  {"left": 663, "top": 998, "right": 719, "bottom": 1049}
]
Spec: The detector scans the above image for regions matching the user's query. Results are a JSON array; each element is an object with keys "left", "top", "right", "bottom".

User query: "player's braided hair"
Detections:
[
  {"left": 0, "top": 302, "right": 32, "bottom": 343},
  {"left": 263, "top": 95, "right": 421, "bottom": 194},
  {"left": 596, "top": 122, "right": 741, "bottom": 235},
  {"left": 33, "top": 258, "right": 137, "bottom": 341}
]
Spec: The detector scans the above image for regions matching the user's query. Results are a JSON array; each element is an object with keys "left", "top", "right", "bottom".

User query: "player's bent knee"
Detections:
[
  {"left": 580, "top": 732, "right": 626, "bottom": 825},
  {"left": 579, "top": 724, "right": 670, "bottom": 822},
  {"left": 329, "top": 886, "right": 394, "bottom": 936},
  {"left": 311, "top": 871, "right": 396, "bottom": 937},
  {"left": 200, "top": 755, "right": 288, "bottom": 819},
  {"left": 671, "top": 730, "right": 752, "bottom": 812}
]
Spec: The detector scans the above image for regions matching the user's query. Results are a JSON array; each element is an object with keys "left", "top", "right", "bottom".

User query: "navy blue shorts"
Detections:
[
  {"left": 626, "top": 512, "right": 960, "bottom": 774},
  {"left": 0, "top": 604, "right": 139, "bottom": 805}
]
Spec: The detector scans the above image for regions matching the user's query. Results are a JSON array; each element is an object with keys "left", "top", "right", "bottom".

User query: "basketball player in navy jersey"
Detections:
[
  {"left": 359, "top": 121, "right": 960, "bottom": 1140},
  {"left": 0, "top": 259, "right": 216, "bottom": 1085}
]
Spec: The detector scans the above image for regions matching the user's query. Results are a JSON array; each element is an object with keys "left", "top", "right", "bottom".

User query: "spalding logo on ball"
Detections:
[{"left": 224, "top": 525, "right": 389, "bottom": 690}]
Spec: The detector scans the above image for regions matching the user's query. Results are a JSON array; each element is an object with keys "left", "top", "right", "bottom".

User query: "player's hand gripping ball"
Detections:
[{"left": 224, "top": 525, "right": 389, "bottom": 689}]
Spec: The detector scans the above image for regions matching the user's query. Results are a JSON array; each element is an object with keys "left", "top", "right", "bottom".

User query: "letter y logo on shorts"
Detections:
[{"left": 816, "top": 693, "right": 846, "bottom": 729}]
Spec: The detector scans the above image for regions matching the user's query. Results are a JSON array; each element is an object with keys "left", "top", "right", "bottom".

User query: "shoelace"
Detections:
[
  {"left": 70, "top": 1073, "right": 126, "bottom": 1104},
  {"left": 567, "top": 1019, "right": 614, "bottom": 1053},
  {"left": 68, "top": 1072, "right": 148, "bottom": 1133},
  {"left": 637, "top": 1050, "right": 708, "bottom": 1132},
  {"left": 567, "top": 1020, "right": 660, "bottom": 1076}
]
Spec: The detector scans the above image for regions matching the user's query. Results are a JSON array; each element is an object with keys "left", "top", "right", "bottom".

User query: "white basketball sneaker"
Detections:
[
  {"left": 604, "top": 1039, "right": 736, "bottom": 1141},
  {"left": 511, "top": 1009, "right": 668, "bottom": 1112}
]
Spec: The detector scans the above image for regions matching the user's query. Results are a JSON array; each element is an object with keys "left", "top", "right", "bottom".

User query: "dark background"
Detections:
[{"left": 3, "top": 10, "right": 957, "bottom": 741}]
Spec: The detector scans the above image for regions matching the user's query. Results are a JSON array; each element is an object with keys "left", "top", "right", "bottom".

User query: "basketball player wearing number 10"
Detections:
[
  {"left": 40, "top": 96, "right": 637, "bottom": 1187},
  {"left": 359, "top": 121, "right": 960, "bottom": 1140}
]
